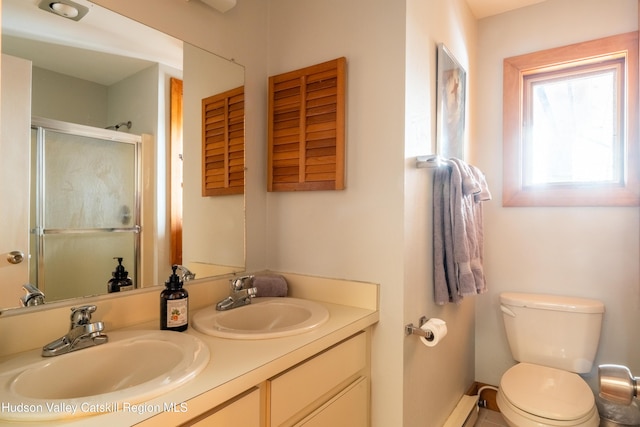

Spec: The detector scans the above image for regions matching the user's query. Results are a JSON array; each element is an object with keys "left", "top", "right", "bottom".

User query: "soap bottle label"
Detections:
[{"left": 166, "top": 298, "right": 188, "bottom": 328}]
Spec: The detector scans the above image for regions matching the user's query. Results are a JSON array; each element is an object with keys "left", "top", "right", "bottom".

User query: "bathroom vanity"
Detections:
[
  {"left": 0, "top": 273, "right": 379, "bottom": 426},
  {"left": 142, "top": 323, "right": 371, "bottom": 426}
]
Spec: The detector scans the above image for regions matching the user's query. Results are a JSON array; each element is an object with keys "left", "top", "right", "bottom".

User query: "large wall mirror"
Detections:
[{"left": 0, "top": 0, "right": 245, "bottom": 312}]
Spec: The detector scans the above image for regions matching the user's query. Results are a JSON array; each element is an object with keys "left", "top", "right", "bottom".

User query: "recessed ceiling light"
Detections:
[
  {"left": 37, "top": 0, "right": 90, "bottom": 21},
  {"left": 50, "top": 3, "right": 79, "bottom": 18}
]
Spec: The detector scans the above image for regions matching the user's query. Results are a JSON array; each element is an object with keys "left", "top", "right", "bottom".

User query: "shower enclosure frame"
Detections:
[{"left": 31, "top": 117, "right": 142, "bottom": 299}]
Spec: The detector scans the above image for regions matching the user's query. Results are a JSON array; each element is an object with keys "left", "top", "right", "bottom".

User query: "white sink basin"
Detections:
[
  {"left": 0, "top": 330, "right": 209, "bottom": 421},
  {"left": 192, "top": 297, "right": 329, "bottom": 339}
]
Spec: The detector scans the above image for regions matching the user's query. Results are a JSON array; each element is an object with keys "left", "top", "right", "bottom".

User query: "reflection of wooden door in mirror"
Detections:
[
  {"left": 0, "top": 55, "right": 32, "bottom": 306},
  {"left": 170, "top": 78, "right": 184, "bottom": 265}
]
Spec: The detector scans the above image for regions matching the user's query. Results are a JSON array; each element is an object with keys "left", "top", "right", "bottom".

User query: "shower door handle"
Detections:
[{"left": 6, "top": 250, "right": 24, "bottom": 264}]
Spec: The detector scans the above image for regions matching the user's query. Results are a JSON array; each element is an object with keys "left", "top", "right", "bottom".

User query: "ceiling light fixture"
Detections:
[
  {"left": 185, "top": 0, "right": 237, "bottom": 14},
  {"left": 37, "top": 0, "right": 90, "bottom": 21},
  {"left": 50, "top": 3, "right": 79, "bottom": 18}
]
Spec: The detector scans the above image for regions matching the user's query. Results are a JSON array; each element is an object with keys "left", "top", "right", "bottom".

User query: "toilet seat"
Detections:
[
  {"left": 497, "top": 390, "right": 599, "bottom": 427},
  {"left": 498, "top": 363, "right": 599, "bottom": 426}
]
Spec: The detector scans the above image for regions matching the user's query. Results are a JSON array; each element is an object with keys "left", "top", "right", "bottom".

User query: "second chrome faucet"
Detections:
[{"left": 215, "top": 275, "right": 257, "bottom": 311}]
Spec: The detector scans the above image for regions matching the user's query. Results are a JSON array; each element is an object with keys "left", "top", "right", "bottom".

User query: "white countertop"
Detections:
[{"left": 0, "top": 299, "right": 378, "bottom": 427}]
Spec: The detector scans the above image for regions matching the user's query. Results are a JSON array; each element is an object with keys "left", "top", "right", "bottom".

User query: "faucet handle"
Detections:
[
  {"left": 19, "top": 284, "right": 45, "bottom": 307},
  {"left": 175, "top": 265, "right": 196, "bottom": 281},
  {"left": 70, "top": 305, "right": 97, "bottom": 327},
  {"left": 230, "top": 275, "right": 254, "bottom": 291}
]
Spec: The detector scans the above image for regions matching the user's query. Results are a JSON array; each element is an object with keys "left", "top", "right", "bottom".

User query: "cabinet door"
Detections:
[
  {"left": 297, "top": 377, "right": 368, "bottom": 427},
  {"left": 270, "top": 333, "right": 366, "bottom": 426},
  {"left": 191, "top": 387, "right": 260, "bottom": 427}
]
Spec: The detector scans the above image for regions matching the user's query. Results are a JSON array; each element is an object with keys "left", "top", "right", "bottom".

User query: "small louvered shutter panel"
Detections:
[
  {"left": 268, "top": 57, "right": 346, "bottom": 192},
  {"left": 202, "top": 86, "right": 245, "bottom": 196},
  {"left": 227, "top": 88, "right": 245, "bottom": 191}
]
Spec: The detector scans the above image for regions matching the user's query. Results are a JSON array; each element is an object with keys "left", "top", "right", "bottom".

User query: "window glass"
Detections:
[{"left": 524, "top": 62, "right": 622, "bottom": 187}]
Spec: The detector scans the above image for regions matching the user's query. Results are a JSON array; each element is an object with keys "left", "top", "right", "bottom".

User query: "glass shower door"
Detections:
[{"left": 32, "top": 119, "right": 141, "bottom": 302}]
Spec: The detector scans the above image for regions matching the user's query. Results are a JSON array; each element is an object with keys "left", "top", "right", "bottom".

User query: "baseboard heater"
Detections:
[{"left": 443, "top": 395, "right": 479, "bottom": 427}]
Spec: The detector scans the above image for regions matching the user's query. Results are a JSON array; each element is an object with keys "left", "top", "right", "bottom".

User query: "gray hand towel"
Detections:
[
  {"left": 433, "top": 158, "right": 491, "bottom": 305},
  {"left": 253, "top": 274, "right": 288, "bottom": 297}
]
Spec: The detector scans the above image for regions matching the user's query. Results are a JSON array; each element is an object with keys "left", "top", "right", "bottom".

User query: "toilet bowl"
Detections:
[
  {"left": 497, "top": 363, "right": 599, "bottom": 427},
  {"left": 497, "top": 293, "right": 605, "bottom": 427}
]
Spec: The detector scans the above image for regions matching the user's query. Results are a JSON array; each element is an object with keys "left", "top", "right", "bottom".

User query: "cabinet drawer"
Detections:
[
  {"left": 296, "top": 376, "right": 368, "bottom": 427},
  {"left": 270, "top": 333, "right": 366, "bottom": 426},
  {"left": 190, "top": 387, "right": 260, "bottom": 427}
]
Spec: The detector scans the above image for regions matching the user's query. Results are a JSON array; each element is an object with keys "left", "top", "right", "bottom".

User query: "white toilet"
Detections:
[{"left": 496, "top": 292, "right": 605, "bottom": 427}]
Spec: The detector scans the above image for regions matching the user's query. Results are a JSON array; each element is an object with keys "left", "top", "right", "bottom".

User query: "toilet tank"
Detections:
[{"left": 500, "top": 292, "right": 604, "bottom": 373}]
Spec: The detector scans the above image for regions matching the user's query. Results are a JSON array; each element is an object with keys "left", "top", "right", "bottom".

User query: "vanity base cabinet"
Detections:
[
  {"left": 142, "top": 330, "right": 371, "bottom": 427},
  {"left": 268, "top": 332, "right": 369, "bottom": 427}
]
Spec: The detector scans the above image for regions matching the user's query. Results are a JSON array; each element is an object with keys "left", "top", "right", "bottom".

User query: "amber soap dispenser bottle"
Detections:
[{"left": 160, "top": 265, "right": 189, "bottom": 331}]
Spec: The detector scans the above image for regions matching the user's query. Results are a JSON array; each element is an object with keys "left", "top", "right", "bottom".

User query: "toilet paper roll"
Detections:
[{"left": 420, "top": 318, "right": 447, "bottom": 347}]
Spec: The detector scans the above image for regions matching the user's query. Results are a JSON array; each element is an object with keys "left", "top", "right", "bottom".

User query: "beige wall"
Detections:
[
  {"left": 6, "top": 2, "right": 637, "bottom": 425},
  {"left": 266, "top": 1, "right": 407, "bottom": 424},
  {"left": 182, "top": 44, "right": 245, "bottom": 269},
  {"left": 474, "top": 0, "right": 640, "bottom": 389},
  {"left": 94, "top": 0, "right": 269, "bottom": 280},
  {"left": 31, "top": 67, "right": 107, "bottom": 127},
  {"left": 403, "top": 0, "right": 478, "bottom": 425},
  {"left": 92, "top": 0, "right": 479, "bottom": 424}
]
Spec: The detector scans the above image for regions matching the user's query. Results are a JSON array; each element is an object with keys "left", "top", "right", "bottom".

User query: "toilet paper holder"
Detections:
[{"left": 405, "top": 316, "right": 434, "bottom": 341}]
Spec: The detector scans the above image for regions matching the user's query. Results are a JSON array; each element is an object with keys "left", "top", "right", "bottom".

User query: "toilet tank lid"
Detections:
[{"left": 500, "top": 292, "right": 604, "bottom": 314}]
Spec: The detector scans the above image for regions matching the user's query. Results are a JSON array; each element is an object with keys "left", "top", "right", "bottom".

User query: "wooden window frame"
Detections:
[
  {"left": 268, "top": 57, "right": 346, "bottom": 192},
  {"left": 503, "top": 32, "right": 639, "bottom": 207}
]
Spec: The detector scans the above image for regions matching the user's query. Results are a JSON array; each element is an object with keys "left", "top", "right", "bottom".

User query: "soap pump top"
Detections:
[
  {"left": 165, "top": 265, "right": 183, "bottom": 290},
  {"left": 107, "top": 257, "right": 133, "bottom": 293}
]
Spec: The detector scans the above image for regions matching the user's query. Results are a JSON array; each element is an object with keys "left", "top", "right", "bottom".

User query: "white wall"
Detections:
[
  {"left": 15, "top": 2, "right": 640, "bottom": 423},
  {"left": 91, "top": 0, "right": 481, "bottom": 424},
  {"left": 267, "top": 0, "right": 478, "bottom": 425},
  {"left": 107, "top": 64, "right": 163, "bottom": 136},
  {"left": 474, "top": 0, "right": 640, "bottom": 390},
  {"left": 108, "top": 63, "right": 170, "bottom": 285},
  {"left": 404, "top": 1, "right": 477, "bottom": 425},
  {"left": 182, "top": 44, "right": 245, "bottom": 269},
  {"left": 31, "top": 67, "right": 107, "bottom": 127},
  {"left": 266, "top": 1, "right": 408, "bottom": 424},
  {"left": 94, "top": 0, "right": 270, "bottom": 276}
]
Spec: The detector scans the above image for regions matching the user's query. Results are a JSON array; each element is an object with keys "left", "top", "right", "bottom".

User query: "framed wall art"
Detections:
[{"left": 436, "top": 43, "right": 466, "bottom": 160}]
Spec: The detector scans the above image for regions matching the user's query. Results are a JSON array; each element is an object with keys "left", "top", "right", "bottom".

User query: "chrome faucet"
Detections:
[
  {"left": 42, "top": 305, "right": 108, "bottom": 357},
  {"left": 19, "top": 284, "right": 45, "bottom": 307},
  {"left": 216, "top": 275, "right": 257, "bottom": 311},
  {"left": 175, "top": 265, "right": 196, "bottom": 282}
]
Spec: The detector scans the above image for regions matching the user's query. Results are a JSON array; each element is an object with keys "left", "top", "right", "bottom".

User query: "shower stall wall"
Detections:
[{"left": 31, "top": 117, "right": 141, "bottom": 302}]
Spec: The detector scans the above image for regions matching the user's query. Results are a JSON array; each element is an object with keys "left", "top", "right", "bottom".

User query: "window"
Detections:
[{"left": 503, "top": 32, "right": 639, "bottom": 206}]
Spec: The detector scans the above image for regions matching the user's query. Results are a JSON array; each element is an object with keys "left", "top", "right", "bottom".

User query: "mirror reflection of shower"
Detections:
[
  {"left": 31, "top": 117, "right": 141, "bottom": 303},
  {"left": 105, "top": 120, "right": 132, "bottom": 131}
]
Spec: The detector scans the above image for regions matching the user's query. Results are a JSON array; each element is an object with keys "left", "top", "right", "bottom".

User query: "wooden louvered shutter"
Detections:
[
  {"left": 268, "top": 57, "right": 346, "bottom": 192},
  {"left": 202, "top": 86, "right": 245, "bottom": 196}
]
